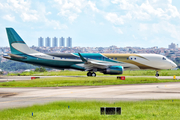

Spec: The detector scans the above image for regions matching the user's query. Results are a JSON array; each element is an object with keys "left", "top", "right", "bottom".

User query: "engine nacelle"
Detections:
[{"left": 103, "top": 66, "right": 124, "bottom": 75}]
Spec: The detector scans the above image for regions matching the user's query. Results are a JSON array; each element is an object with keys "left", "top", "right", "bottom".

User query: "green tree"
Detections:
[
  {"left": 34, "top": 68, "right": 40, "bottom": 72},
  {"left": 0, "top": 60, "right": 37, "bottom": 71},
  {"left": 39, "top": 67, "right": 47, "bottom": 72},
  {"left": 34, "top": 67, "right": 47, "bottom": 72},
  {"left": 175, "top": 58, "right": 180, "bottom": 63},
  {"left": 166, "top": 54, "right": 171, "bottom": 58}
]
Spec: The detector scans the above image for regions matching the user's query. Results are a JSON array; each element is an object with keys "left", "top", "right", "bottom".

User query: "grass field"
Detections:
[
  {"left": 8, "top": 69, "right": 180, "bottom": 76},
  {"left": 0, "top": 77, "right": 179, "bottom": 87},
  {"left": 0, "top": 100, "right": 179, "bottom": 120}
]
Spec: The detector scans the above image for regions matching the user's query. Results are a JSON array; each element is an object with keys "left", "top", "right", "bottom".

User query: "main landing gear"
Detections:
[
  {"left": 87, "top": 71, "right": 96, "bottom": 77},
  {"left": 155, "top": 71, "right": 159, "bottom": 77}
]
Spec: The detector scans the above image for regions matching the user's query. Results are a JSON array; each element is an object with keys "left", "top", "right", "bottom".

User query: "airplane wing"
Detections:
[{"left": 78, "top": 53, "right": 109, "bottom": 71}]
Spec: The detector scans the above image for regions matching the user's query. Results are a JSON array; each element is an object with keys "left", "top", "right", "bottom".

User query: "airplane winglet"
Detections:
[{"left": 78, "top": 53, "right": 88, "bottom": 63}]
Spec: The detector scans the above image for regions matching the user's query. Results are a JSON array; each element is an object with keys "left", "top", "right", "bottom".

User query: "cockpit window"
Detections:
[{"left": 162, "top": 57, "right": 166, "bottom": 60}]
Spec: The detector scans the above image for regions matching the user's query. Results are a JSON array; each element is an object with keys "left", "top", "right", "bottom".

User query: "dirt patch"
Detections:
[{"left": 0, "top": 93, "right": 17, "bottom": 98}]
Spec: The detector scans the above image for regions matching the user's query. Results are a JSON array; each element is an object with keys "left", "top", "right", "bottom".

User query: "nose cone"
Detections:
[{"left": 171, "top": 62, "right": 177, "bottom": 69}]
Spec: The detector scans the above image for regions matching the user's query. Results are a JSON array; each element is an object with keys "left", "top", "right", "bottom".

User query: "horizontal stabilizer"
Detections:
[{"left": 8, "top": 53, "right": 27, "bottom": 59}]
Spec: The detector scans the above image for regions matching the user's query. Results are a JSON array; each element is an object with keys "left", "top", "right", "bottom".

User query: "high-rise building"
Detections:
[
  {"left": 45, "top": 37, "right": 51, "bottom": 47},
  {"left": 52, "top": 37, "right": 58, "bottom": 47},
  {"left": 66, "top": 37, "right": 72, "bottom": 48},
  {"left": 59, "top": 37, "right": 65, "bottom": 47},
  {"left": 38, "top": 37, "right": 44, "bottom": 47},
  {"left": 168, "top": 43, "right": 178, "bottom": 49}
]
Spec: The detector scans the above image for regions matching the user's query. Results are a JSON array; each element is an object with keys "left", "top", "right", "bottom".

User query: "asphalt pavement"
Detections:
[{"left": 1, "top": 82, "right": 180, "bottom": 109}]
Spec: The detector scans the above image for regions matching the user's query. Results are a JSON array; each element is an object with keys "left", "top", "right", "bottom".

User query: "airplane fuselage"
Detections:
[
  {"left": 5, "top": 52, "right": 177, "bottom": 71},
  {"left": 4, "top": 28, "right": 177, "bottom": 77}
]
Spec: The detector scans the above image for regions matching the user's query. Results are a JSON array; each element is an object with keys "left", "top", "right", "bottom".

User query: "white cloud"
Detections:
[
  {"left": 100, "top": 0, "right": 110, "bottom": 7},
  {"left": 68, "top": 14, "right": 79, "bottom": 22},
  {"left": 2, "top": 14, "right": 15, "bottom": 22},
  {"left": 112, "top": 0, "right": 134, "bottom": 10},
  {"left": 0, "top": 3, "right": 3, "bottom": 8},
  {"left": 113, "top": 26, "right": 123, "bottom": 34},
  {"left": 140, "top": 0, "right": 180, "bottom": 19},
  {"left": 35, "top": 2, "right": 67, "bottom": 30},
  {"left": 20, "top": 12, "right": 38, "bottom": 22},
  {"left": 0, "top": 0, "right": 40, "bottom": 22},
  {"left": 139, "top": 23, "right": 148, "bottom": 31},
  {"left": 105, "top": 13, "right": 124, "bottom": 25},
  {"left": 132, "top": 35, "right": 137, "bottom": 39},
  {"left": 167, "top": 4, "right": 180, "bottom": 18},
  {"left": 110, "top": 0, "right": 180, "bottom": 21},
  {"left": 46, "top": 12, "right": 52, "bottom": 15},
  {"left": 88, "top": 1, "right": 99, "bottom": 12},
  {"left": 137, "top": 21, "right": 180, "bottom": 44},
  {"left": 0, "top": 0, "right": 67, "bottom": 30},
  {"left": 54, "top": 0, "right": 86, "bottom": 22},
  {"left": 54, "top": 0, "right": 101, "bottom": 22},
  {"left": 45, "top": 19, "right": 68, "bottom": 30},
  {"left": 152, "top": 21, "right": 180, "bottom": 40}
]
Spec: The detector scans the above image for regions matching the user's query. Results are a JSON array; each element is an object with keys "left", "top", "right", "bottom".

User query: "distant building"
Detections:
[
  {"left": 0, "top": 49, "right": 3, "bottom": 55},
  {"left": 66, "top": 37, "right": 72, "bottom": 48},
  {"left": 59, "top": 37, "right": 65, "bottom": 47},
  {"left": 38, "top": 37, "right": 44, "bottom": 47},
  {"left": 45, "top": 37, "right": 51, "bottom": 47},
  {"left": 152, "top": 46, "right": 158, "bottom": 49},
  {"left": 169, "top": 43, "right": 178, "bottom": 49},
  {"left": 52, "top": 37, "right": 58, "bottom": 47}
]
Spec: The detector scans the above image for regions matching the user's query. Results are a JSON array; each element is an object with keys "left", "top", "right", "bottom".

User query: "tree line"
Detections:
[{"left": 0, "top": 58, "right": 37, "bottom": 71}]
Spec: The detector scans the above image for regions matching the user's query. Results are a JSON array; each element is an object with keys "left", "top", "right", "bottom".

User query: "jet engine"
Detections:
[{"left": 103, "top": 66, "right": 124, "bottom": 75}]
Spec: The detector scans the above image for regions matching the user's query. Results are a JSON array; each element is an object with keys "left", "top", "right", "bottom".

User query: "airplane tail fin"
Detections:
[{"left": 6, "top": 28, "right": 37, "bottom": 55}]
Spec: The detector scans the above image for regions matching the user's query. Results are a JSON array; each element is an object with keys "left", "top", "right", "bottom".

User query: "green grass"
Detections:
[
  {"left": 0, "top": 77, "right": 179, "bottom": 87},
  {"left": 8, "top": 69, "right": 180, "bottom": 76},
  {"left": 0, "top": 100, "right": 180, "bottom": 120}
]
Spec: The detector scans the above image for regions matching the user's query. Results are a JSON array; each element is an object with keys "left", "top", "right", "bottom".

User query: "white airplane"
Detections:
[{"left": 3, "top": 28, "right": 177, "bottom": 77}]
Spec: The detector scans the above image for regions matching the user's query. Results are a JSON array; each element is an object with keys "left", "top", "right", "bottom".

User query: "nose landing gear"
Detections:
[
  {"left": 87, "top": 71, "right": 96, "bottom": 77},
  {"left": 155, "top": 71, "right": 159, "bottom": 77}
]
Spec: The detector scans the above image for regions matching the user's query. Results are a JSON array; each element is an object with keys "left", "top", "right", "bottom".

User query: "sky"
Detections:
[{"left": 0, "top": 0, "right": 180, "bottom": 48}]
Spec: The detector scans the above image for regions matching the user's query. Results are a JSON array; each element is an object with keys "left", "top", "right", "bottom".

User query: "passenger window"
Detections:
[
  {"left": 127, "top": 58, "right": 129, "bottom": 60},
  {"left": 131, "top": 58, "right": 132, "bottom": 60},
  {"left": 115, "top": 58, "right": 117, "bottom": 60},
  {"left": 162, "top": 57, "right": 166, "bottom": 60},
  {"left": 134, "top": 58, "right": 136, "bottom": 60},
  {"left": 111, "top": 58, "right": 113, "bottom": 59}
]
